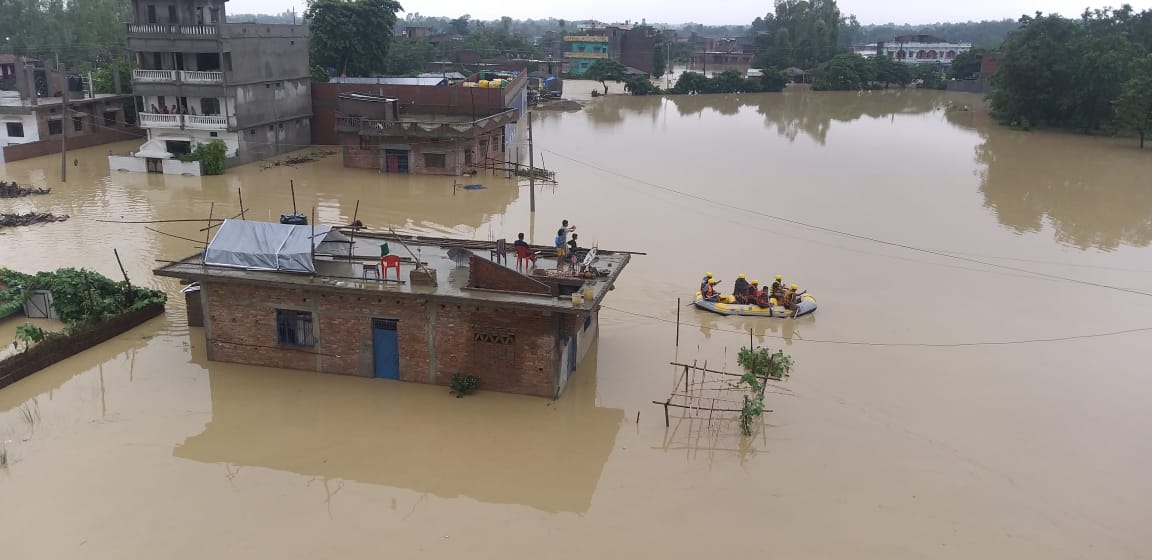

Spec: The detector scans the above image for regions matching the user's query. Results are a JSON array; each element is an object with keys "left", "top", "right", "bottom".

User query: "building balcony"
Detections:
[
  {"left": 139, "top": 112, "right": 183, "bottom": 128},
  {"left": 563, "top": 52, "right": 610, "bottom": 59},
  {"left": 184, "top": 114, "right": 228, "bottom": 130},
  {"left": 126, "top": 23, "right": 219, "bottom": 36},
  {"left": 180, "top": 70, "right": 224, "bottom": 85},
  {"left": 133, "top": 69, "right": 178, "bottom": 83}
]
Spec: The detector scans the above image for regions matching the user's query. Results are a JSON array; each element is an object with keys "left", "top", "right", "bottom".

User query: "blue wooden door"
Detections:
[{"left": 373, "top": 319, "right": 400, "bottom": 380}]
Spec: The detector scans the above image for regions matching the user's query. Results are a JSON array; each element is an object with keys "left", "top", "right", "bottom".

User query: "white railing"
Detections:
[
  {"left": 138, "top": 113, "right": 182, "bottom": 128},
  {"left": 180, "top": 70, "right": 224, "bottom": 84},
  {"left": 127, "top": 23, "right": 218, "bottom": 36},
  {"left": 184, "top": 114, "right": 228, "bottom": 130},
  {"left": 132, "top": 69, "right": 177, "bottom": 83}
]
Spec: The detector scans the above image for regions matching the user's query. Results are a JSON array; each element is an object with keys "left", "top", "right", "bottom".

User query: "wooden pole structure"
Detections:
[
  {"left": 113, "top": 248, "right": 131, "bottom": 287},
  {"left": 310, "top": 206, "right": 316, "bottom": 276},
  {"left": 237, "top": 187, "right": 246, "bottom": 219},
  {"left": 528, "top": 111, "right": 536, "bottom": 213},
  {"left": 290, "top": 180, "right": 298, "bottom": 216},
  {"left": 676, "top": 297, "right": 681, "bottom": 347},
  {"left": 348, "top": 199, "right": 359, "bottom": 260},
  {"left": 202, "top": 202, "right": 214, "bottom": 264}
]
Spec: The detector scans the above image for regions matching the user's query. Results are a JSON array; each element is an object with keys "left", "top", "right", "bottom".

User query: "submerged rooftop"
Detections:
[{"left": 155, "top": 226, "right": 632, "bottom": 314}]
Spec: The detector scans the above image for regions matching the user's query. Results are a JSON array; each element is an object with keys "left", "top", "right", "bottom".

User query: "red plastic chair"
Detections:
[
  {"left": 381, "top": 254, "right": 401, "bottom": 279},
  {"left": 515, "top": 245, "right": 537, "bottom": 270}
]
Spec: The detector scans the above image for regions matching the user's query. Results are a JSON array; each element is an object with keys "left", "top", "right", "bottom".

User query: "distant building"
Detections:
[
  {"left": 403, "top": 26, "right": 431, "bottom": 39},
  {"left": 687, "top": 36, "right": 757, "bottom": 74},
  {"left": 109, "top": 0, "right": 312, "bottom": 175},
  {"left": 313, "top": 72, "right": 527, "bottom": 175},
  {"left": 853, "top": 35, "right": 973, "bottom": 65},
  {"left": 1, "top": 55, "right": 136, "bottom": 164},
  {"left": 155, "top": 225, "right": 633, "bottom": 399},
  {"left": 563, "top": 24, "right": 659, "bottom": 76}
]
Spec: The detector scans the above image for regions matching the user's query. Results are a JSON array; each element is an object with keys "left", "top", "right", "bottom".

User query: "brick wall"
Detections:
[
  {"left": 468, "top": 255, "right": 551, "bottom": 294},
  {"left": 202, "top": 281, "right": 561, "bottom": 397},
  {"left": 0, "top": 304, "right": 165, "bottom": 389},
  {"left": 2, "top": 124, "right": 141, "bottom": 162}
]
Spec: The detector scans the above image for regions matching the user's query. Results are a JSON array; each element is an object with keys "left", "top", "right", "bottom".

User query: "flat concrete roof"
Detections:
[
  {"left": 0, "top": 92, "right": 130, "bottom": 110},
  {"left": 155, "top": 231, "right": 632, "bottom": 315}
]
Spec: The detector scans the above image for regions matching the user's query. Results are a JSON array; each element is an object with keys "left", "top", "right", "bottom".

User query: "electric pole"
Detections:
[
  {"left": 59, "top": 57, "right": 68, "bottom": 183},
  {"left": 527, "top": 111, "right": 535, "bottom": 213}
]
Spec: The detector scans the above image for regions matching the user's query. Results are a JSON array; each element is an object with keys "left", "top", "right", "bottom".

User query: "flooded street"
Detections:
[{"left": 2, "top": 88, "right": 1152, "bottom": 558}]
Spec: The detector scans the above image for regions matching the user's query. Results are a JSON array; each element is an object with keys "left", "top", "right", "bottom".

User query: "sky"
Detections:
[{"left": 229, "top": 0, "right": 1152, "bottom": 25}]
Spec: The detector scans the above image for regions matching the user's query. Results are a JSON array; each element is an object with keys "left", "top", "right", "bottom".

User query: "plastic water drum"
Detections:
[{"left": 478, "top": 79, "right": 490, "bottom": 88}]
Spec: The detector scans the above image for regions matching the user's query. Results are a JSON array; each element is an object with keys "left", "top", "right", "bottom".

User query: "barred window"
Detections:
[{"left": 276, "top": 309, "right": 315, "bottom": 347}]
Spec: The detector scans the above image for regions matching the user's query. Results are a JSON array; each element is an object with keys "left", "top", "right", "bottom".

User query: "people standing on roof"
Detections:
[
  {"left": 567, "top": 233, "right": 581, "bottom": 272},
  {"left": 733, "top": 274, "right": 749, "bottom": 303},
  {"left": 560, "top": 219, "right": 575, "bottom": 241},
  {"left": 554, "top": 228, "right": 566, "bottom": 269}
]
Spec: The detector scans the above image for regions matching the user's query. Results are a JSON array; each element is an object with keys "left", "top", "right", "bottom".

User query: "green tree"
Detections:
[
  {"left": 752, "top": 0, "right": 843, "bottom": 70},
  {"left": 812, "top": 53, "right": 873, "bottom": 90},
  {"left": 624, "top": 76, "right": 661, "bottom": 95},
  {"left": 871, "top": 55, "right": 912, "bottom": 88},
  {"left": 305, "top": 0, "right": 402, "bottom": 76},
  {"left": 586, "top": 58, "right": 627, "bottom": 94},
  {"left": 948, "top": 48, "right": 985, "bottom": 79},
  {"left": 449, "top": 14, "right": 471, "bottom": 35},
  {"left": 989, "top": 13, "right": 1084, "bottom": 127},
  {"left": 1114, "top": 53, "right": 1152, "bottom": 147}
]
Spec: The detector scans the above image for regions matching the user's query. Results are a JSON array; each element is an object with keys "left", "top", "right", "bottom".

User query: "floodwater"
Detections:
[{"left": 3, "top": 88, "right": 1152, "bottom": 558}]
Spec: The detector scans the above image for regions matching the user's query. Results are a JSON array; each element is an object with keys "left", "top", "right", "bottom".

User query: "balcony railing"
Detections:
[
  {"left": 138, "top": 113, "right": 182, "bottom": 128},
  {"left": 184, "top": 114, "right": 228, "bottom": 130},
  {"left": 132, "top": 69, "right": 177, "bottom": 83},
  {"left": 126, "top": 23, "right": 219, "bottom": 36},
  {"left": 563, "top": 52, "right": 610, "bottom": 59},
  {"left": 180, "top": 70, "right": 224, "bottom": 85}
]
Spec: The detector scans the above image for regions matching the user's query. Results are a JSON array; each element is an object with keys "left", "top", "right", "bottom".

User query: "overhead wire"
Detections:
[
  {"left": 540, "top": 148, "right": 1152, "bottom": 299},
  {"left": 600, "top": 304, "right": 1152, "bottom": 348}
]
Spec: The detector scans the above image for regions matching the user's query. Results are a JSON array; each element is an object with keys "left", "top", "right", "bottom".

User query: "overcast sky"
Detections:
[{"left": 229, "top": 0, "right": 1152, "bottom": 26}]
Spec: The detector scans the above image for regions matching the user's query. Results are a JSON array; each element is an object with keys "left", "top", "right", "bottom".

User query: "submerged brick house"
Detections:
[{"left": 155, "top": 221, "right": 630, "bottom": 398}]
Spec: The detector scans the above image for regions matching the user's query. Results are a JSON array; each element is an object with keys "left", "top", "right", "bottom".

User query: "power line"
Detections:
[
  {"left": 600, "top": 304, "right": 1152, "bottom": 348},
  {"left": 540, "top": 148, "right": 1152, "bottom": 299}
]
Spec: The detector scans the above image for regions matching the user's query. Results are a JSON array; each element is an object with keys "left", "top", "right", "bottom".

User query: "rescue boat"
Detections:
[{"left": 693, "top": 291, "right": 817, "bottom": 318}]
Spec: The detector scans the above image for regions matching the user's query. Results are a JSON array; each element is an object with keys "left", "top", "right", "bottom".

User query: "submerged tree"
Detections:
[
  {"left": 752, "top": 0, "right": 843, "bottom": 70},
  {"left": 305, "top": 0, "right": 402, "bottom": 76},
  {"left": 585, "top": 59, "right": 627, "bottom": 94},
  {"left": 1114, "top": 54, "right": 1152, "bottom": 147}
]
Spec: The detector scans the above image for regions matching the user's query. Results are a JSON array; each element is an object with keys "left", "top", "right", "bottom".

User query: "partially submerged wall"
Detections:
[{"left": 0, "top": 303, "right": 165, "bottom": 389}]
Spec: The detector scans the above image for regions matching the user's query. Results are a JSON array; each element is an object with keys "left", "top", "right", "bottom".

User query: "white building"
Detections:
[{"left": 853, "top": 34, "right": 972, "bottom": 65}]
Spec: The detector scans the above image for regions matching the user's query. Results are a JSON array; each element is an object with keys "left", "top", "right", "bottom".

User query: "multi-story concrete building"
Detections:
[
  {"left": 853, "top": 35, "right": 973, "bottom": 65},
  {"left": 110, "top": 0, "right": 312, "bottom": 174},
  {"left": 564, "top": 24, "right": 659, "bottom": 76}
]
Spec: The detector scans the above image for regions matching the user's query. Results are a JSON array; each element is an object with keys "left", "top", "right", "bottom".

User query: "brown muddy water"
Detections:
[{"left": 2, "top": 89, "right": 1151, "bottom": 558}]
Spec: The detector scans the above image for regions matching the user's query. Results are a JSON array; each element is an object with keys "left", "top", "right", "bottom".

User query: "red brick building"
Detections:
[{"left": 155, "top": 226, "right": 631, "bottom": 398}]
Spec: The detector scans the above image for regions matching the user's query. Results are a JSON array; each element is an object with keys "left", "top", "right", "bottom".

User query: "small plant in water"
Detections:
[
  {"left": 0, "top": 444, "right": 7, "bottom": 468},
  {"left": 449, "top": 374, "right": 480, "bottom": 398},
  {"left": 19, "top": 400, "right": 40, "bottom": 428},
  {"left": 734, "top": 346, "right": 795, "bottom": 436},
  {"left": 13, "top": 323, "right": 46, "bottom": 351}
]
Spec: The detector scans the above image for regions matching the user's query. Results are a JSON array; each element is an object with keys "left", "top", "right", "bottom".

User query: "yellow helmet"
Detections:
[
  {"left": 790, "top": 284, "right": 798, "bottom": 290},
  {"left": 738, "top": 274, "right": 746, "bottom": 279},
  {"left": 751, "top": 279, "right": 759, "bottom": 285},
  {"left": 706, "top": 272, "right": 713, "bottom": 278},
  {"left": 775, "top": 274, "right": 782, "bottom": 280},
  {"left": 708, "top": 279, "right": 717, "bottom": 285}
]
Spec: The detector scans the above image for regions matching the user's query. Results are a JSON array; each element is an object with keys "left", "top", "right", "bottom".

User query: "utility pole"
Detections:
[
  {"left": 59, "top": 57, "right": 68, "bottom": 183},
  {"left": 527, "top": 111, "right": 535, "bottom": 213}
]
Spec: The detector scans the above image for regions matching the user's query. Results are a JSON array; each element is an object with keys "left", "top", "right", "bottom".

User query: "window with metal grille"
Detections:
[
  {"left": 276, "top": 309, "right": 315, "bottom": 347},
  {"left": 47, "top": 119, "right": 62, "bottom": 135},
  {"left": 73, "top": 117, "right": 84, "bottom": 132},
  {"left": 424, "top": 152, "right": 446, "bottom": 168},
  {"left": 5, "top": 122, "right": 23, "bottom": 137},
  {"left": 103, "top": 111, "right": 117, "bottom": 126}
]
